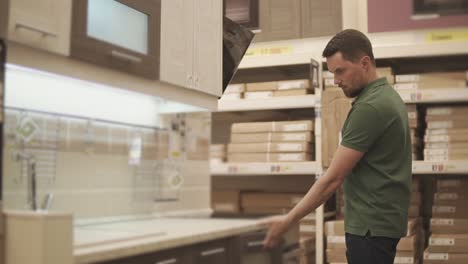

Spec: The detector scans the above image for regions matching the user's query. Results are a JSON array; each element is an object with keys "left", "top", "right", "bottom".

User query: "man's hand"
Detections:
[{"left": 262, "top": 215, "right": 291, "bottom": 249}]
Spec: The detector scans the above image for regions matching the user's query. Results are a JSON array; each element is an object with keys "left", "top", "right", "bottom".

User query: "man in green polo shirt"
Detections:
[{"left": 263, "top": 29, "right": 411, "bottom": 264}]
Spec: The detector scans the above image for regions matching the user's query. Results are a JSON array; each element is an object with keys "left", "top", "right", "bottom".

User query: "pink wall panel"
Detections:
[{"left": 367, "top": 0, "right": 468, "bottom": 33}]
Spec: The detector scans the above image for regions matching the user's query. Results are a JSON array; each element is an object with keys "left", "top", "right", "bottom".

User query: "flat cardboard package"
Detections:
[
  {"left": 211, "top": 190, "right": 241, "bottom": 213},
  {"left": 395, "top": 72, "right": 468, "bottom": 89},
  {"left": 431, "top": 218, "right": 468, "bottom": 234},
  {"left": 220, "top": 93, "right": 243, "bottom": 100},
  {"left": 377, "top": 67, "right": 395, "bottom": 84},
  {"left": 427, "top": 106, "right": 468, "bottom": 116},
  {"left": 425, "top": 142, "right": 468, "bottom": 150},
  {"left": 273, "top": 89, "right": 313, "bottom": 97},
  {"left": 325, "top": 220, "right": 345, "bottom": 236},
  {"left": 243, "top": 91, "right": 273, "bottom": 99},
  {"left": 426, "top": 128, "right": 468, "bottom": 136},
  {"left": 241, "top": 192, "right": 303, "bottom": 208},
  {"left": 321, "top": 88, "right": 352, "bottom": 167},
  {"left": 434, "top": 192, "right": 468, "bottom": 202},
  {"left": 227, "top": 142, "right": 314, "bottom": 153},
  {"left": 277, "top": 79, "right": 310, "bottom": 90},
  {"left": 425, "top": 154, "right": 468, "bottom": 161},
  {"left": 432, "top": 205, "right": 468, "bottom": 218},
  {"left": 228, "top": 152, "right": 313, "bottom": 162},
  {"left": 424, "top": 251, "right": 468, "bottom": 264},
  {"left": 326, "top": 235, "right": 346, "bottom": 249},
  {"left": 224, "top": 83, "right": 245, "bottom": 94},
  {"left": 426, "top": 120, "right": 468, "bottom": 129},
  {"left": 231, "top": 120, "right": 314, "bottom": 133},
  {"left": 428, "top": 234, "right": 468, "bottom": 253},
  {"left": 326, "top": 248, "right": 346, "bottom": 263},
  {"left": 230, "top": 132, "right": 314, "bottom": 143},
  {"left": 245, "top": 81, "right": 277, "bottom": 91},
  {"left": 424, "top": 134, "right": 468, "bottom": 143},
  {"left": 436, "top": 179, "right": 468, "bottom": 192}
]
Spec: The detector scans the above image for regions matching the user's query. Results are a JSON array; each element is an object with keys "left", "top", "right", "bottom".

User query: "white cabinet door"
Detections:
[
  {"left": 160, "top": 0, "right": 194, "bottom": 89},
  {"left": 8, "top": 0, "right": 72, "bottom": 55},
  {"left": 193, "top": 0, "right": 222, "bottom": 96}
]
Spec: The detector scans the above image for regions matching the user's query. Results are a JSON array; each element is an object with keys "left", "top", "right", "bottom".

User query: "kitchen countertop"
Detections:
[{"left": 74, "top": 216, "right": 268, "bottom": 263}]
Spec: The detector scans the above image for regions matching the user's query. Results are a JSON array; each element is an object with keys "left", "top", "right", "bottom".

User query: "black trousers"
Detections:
[{"left": 345, "top": 232, "right": 400, "bottom": 264}]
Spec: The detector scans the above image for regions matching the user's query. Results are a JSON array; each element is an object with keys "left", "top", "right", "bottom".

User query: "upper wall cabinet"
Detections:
[
  {"left": 254, "top": 0, "right": 301, "bottom": 42},
  {"left": 367, "top": 0, "right": 468, "bottom": 33},
  {"left": 0, "top": 0, "right": 9, "bottom": 39},
  {"left": 71, "top": 0, "right": 161, "bottom": 79},
  {"left": 224, "top": 0, "right": 260, "bottom": 30},
  {"left": 252, "top": 0, "right": 342, "bottom": 42},
  {"left": 160, "top": 0, "right": 222, "bottom": 96},
  {"left": 7, "top": 0, "right": 72, "bottom": 55},
  {"left": 301, "top": 0, "right": 342, "bottom": 38}
]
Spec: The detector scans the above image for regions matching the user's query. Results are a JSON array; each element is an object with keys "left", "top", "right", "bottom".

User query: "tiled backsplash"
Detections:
[{"left": 2, "top": 109, "right": 210, "bottom": 218}]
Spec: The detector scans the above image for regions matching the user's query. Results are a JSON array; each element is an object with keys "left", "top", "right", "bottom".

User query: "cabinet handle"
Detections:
[
  {"left": 110, "top": 50, "right": 142, "bottom": 63},
  {"left": 200, "top": 247, "right": 225, "bottom": 257},
  {"left": 247, "top": 240, "right": 264, "bottom": 247},
  {"left": 187, "top": 75, "right": 193, "bottom": 88},
  {"left": 155, "top": 258, "right": 177, "bottom": 264},
  {"left": 15, "top": 23, "right": 57, "bottom": 37}
]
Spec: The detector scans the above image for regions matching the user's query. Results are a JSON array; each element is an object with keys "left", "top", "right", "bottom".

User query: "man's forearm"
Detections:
[{"left": 285, "top": 170, "right": 343, "bottom": 225}]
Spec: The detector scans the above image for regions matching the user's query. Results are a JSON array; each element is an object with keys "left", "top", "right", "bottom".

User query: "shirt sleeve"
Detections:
[{"left": 341, "top": 103, "right": 384, "bottom": 153}]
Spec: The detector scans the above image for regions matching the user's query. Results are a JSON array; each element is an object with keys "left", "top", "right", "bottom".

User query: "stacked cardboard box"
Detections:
[
  {"left": 299, "top": 236, "right": 316, "bottom": 264},
  {"left": 240, "top": 192, "right": 304, "bottom": 215},
  {"left": 324, "top": 218, "right": 423, "bottom": 264},
  {"left": 228, "top": 120, "right": 315, "bottom": 162},
  {"left": 210, "top": 144, "right": 226, "bottom": 163},
  {"left": 407, "top": 104, "right": 423, "bottom": 160},
  {"left": 394, "top": 71, "right": 468, "bottom": 91},
  {"left": 322, "top": 67, "right": 394, "bottom": 89},
  {"left": 220, "top": 83, "right": 245, "bottom": 100},
  {"left": 243, "top": 79, "right": 313, "bottom": 99},
  {"left": 424, "top": 106, "right": 468, "bottom": 161},
  {"left": 211, "top": 190, "right": 241, "bottom": 214},
  {"left": 425, "top": 177, "right": 468, "bottom": 263}
]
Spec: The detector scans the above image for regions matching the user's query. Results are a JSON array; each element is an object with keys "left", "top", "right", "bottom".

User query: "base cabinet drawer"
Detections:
[{"left": 97, "top": 247, "right": 193, "bottom": 264}]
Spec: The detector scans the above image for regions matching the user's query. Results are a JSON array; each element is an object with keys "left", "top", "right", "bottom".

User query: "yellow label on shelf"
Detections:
[
  {"left": 245, "top": 46, "right": 293, "bottom": 57},
  {"left": 425, "top": 30, "right": 468, "bottom": 43}
]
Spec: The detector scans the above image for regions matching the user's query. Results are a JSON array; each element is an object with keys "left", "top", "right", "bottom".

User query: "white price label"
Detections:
[
  {"left": 394, "top": 257, "right": 414, "bottom": 264},
  {"left": 430, "top": 238, "right": 455, "bottom": 246},
  {"left": 435, "top": 193, "right": 458, "bottom": 200},
  {"left": 433, "top": 206, "right": 456, "bottom": 213},
  {"left": 431, "top": 218, "right": 454, "bottom": 226},
  {"left": 425, "top": 253, "right": 449, "bottom": 260}
]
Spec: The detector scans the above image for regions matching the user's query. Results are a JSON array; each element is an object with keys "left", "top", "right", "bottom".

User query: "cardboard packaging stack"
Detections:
[
  {"left": 424, "top": 106, "right": 468, "bottom": 161},
  {"left": 210, "top": 144, "right": 226, "bottom": 163},
  {"left": 394, "top": 71, "right": 468, "bottom": 91},
  {"left": 407, "top": 104, "right": 423, "bottom": 160},
  {"left": 425, "top": 177, "right": 468, "bottom": 263},
  {"left": 299, "top": 236, "right": 316, "bottom": 264},
  {"left": 211, "top": 190, "right": 241, "bottom": 214},
  {"left": 220, "top": 83, "right": 245, "bottom": 100},
  {"left": 240, "top": 192, "right": 304, "bottom": 215},
  {"left": 410, "top": 177, "right": 423, "bottom": 219},
  {"left": 242, "top": 79, "right": 313, "bottom": 99},
  {"left": 228, "top": 120, "right": 315, "bottom": 162},
  {"left": 323, "top": 67, "right": 394, "bottom": 89}
]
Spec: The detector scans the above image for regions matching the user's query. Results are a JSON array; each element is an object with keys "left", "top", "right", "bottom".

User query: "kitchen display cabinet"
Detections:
[
  {"left": 71, "top": 0, "right": 161, "bottom": 79},
  {"left": 8, "top": 0, "right": 72, "bottom": 55}
]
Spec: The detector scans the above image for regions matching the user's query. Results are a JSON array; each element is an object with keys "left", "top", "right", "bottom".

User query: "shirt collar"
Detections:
[{"left": 352, "top": 77, "right": 388, "bottom": 105}]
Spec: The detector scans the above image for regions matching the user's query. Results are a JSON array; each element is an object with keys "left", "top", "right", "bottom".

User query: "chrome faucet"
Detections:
[{"left": 15, "top": 152, "right": 38, "bottom": 210}]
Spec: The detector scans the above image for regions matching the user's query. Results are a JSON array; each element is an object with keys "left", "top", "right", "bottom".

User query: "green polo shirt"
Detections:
[{"left": 341, "top": 77, "right": 411, "bottom": 238}]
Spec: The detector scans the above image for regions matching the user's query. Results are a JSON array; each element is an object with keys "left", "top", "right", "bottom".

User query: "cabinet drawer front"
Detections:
[{"left": 194, "top": 239, "right": 231, "bottom": 264}]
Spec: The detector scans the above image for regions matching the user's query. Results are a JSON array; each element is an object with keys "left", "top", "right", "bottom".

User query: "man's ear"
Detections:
[{"left": 360, "top": 56, "right": 371, "bottom": 71}]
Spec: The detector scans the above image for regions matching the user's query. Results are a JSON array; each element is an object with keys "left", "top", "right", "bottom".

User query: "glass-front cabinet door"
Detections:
[{"left": 71, "top": 0, "right": 161, "bottom": 79}]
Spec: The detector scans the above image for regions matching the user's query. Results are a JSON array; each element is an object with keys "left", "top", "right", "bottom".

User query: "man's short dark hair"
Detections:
[{"left": 322, "top": 29, "right": 375, "bottom": 65}]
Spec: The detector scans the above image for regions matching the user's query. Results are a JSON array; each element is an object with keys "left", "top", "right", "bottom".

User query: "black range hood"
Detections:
[{"left": 222, "top": 16, "right": 254, "bottom": 93}]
